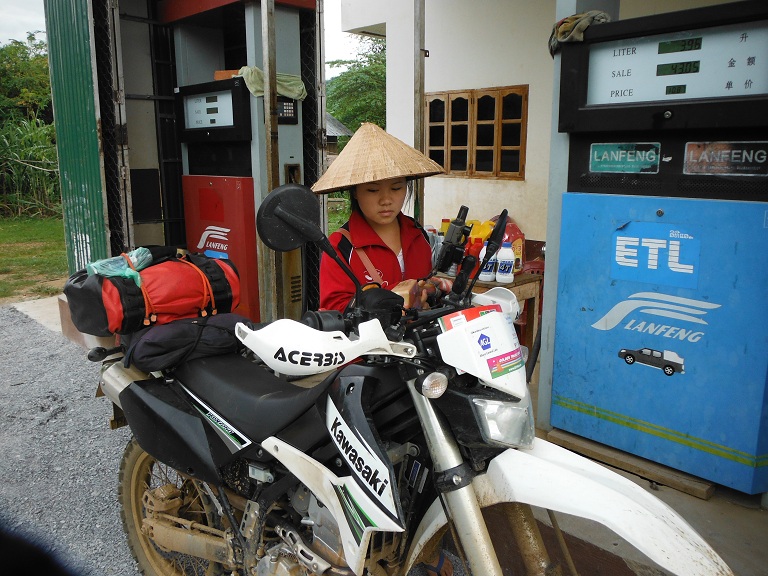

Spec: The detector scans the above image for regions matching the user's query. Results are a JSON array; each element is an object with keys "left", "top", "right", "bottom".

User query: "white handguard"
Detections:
[
  {"left": 236, "top": 319, "right": 416, "bottom": 376},
  {"left": 470, "top": 286, "right": 521, "bottom": 318}
]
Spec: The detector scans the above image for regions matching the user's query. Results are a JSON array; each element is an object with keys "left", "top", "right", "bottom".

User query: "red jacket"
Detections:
[{"left": 319, "top": 210, "right": 433, "bottom": 312}]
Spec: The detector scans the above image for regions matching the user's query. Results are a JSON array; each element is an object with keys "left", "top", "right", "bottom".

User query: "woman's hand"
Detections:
[
  {"left": 391, "top": 279, "right": 424, "bottom": 309},
  {"left": 392, "top": 276, "right": 453, "bottom": 309}
]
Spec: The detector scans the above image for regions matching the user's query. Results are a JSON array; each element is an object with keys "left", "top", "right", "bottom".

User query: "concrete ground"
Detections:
[{"left": 12, "top": 295, "right": 768, "bottom": 576}]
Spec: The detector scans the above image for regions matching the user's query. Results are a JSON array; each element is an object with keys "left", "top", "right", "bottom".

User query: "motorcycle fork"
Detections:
[
  {"left": 408, "top": 381, "right": 561, "bottom": 576},
  {"left": 408, "top": 381, "right": 502, "bottom": 575}
]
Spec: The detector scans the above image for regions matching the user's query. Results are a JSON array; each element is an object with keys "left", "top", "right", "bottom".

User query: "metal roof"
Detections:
[{"left": 326, "top": 113, "right": 353, "bottom": 138}]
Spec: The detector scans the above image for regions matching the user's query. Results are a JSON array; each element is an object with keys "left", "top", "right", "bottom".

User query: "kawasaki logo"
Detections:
[
  {"left": 205, "top": 410, "right": 237, "bottom": 437},
  {"left": 197, "top": 226, "right": 230, "bottom": 251},
  {"left": 326, "top": 400, "right": 396, "bottom": 516},
  {"left": 331, "top": 417, "right": 389, "bottom": 496}
]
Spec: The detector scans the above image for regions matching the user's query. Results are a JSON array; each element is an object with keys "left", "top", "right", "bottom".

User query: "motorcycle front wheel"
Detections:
[
  {"left": 438, "top": 503, "right": 644, "bottom": 576},
  {"left": 118, "top": 437, "right": 225, "bottom": 576}
]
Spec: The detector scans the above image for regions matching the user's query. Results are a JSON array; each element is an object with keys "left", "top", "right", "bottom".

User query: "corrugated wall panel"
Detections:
[{"left": 44, "top": 0, "right": 109, "bottom": 272}]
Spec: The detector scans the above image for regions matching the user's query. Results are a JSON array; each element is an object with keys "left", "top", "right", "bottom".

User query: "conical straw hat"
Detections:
[{"left": 312, "top": 122, "right": 443, "bottom": 194}]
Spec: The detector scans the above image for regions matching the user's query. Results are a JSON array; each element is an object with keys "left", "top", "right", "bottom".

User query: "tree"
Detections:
[
  {"left": 326, "top": 36, "right": 386, "bottom": 145},
  {"left": 0, "top": 33, "right": 58, "bottom": 216},
  {"left": 0, "top": 33, "right": 52, "bottom": 125}
]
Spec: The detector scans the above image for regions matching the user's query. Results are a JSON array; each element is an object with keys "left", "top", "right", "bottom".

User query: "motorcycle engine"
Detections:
[
  {"left": 290, "top": 484, "right": 345, "bottom": 566},
  {"left": 256, "top": 546, "right": 306, "bottom": 576},
  {"left": 306, "top": 493, "right": 345, "bottom": 566},
  {"left": 256, "top": 484, "right": 347, "bottom": 575}
]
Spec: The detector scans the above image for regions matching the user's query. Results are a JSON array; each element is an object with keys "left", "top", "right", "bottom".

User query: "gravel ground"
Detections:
[
  {"left": 0, "top": 303, "right": 454, "bottom": 576},
  {"left": 0, "top": 305, "right": 138, "bottom": 576}
]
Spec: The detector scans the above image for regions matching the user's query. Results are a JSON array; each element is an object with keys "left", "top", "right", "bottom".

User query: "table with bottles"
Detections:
[{"left": 474, "top": 273, "right": 542, "bottom": 352}]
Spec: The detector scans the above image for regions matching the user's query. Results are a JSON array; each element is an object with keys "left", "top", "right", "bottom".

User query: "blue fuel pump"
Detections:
[{"left": 551, "top": 1, "right": 768, "bottom": 494}]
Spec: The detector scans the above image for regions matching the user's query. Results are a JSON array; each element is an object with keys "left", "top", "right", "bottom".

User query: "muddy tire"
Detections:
[{"left": 118, "top": 437, "right": 224, "bottom": 576}]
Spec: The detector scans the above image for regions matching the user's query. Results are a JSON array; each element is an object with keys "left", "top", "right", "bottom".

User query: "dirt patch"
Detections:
[{"left": 0, "top": 277, "right": 68, "bottom": 307}]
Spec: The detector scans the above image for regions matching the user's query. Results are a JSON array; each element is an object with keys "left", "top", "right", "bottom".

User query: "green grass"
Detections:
[
  {"left": 327, "top": 197, "right": 350, "bottom": 233},
  {"left": 0, "top": 217, "right": 68, "bottom": 299}
]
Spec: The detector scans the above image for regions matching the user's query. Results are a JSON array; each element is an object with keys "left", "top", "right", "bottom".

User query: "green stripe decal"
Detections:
[
  {"left": 333, "top": 485, "right": 376, "bottom": 545},
  {"left": 554, "top": 396, "right": 767, "bottom": 468}
]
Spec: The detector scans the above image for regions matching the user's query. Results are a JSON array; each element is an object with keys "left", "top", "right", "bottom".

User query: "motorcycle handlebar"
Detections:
[{"left": 300, "top": 309, "right": 347, "bottom": 333}]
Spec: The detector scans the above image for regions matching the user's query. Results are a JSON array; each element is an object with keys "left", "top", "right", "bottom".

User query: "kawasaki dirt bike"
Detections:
[{"left": 91, "top": 184, "right": 733, "bottom": 576}]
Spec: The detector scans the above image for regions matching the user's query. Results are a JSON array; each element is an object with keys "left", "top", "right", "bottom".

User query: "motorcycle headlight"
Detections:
[{"left": 471, "top": 394, "right": 534, "bottom": 449}]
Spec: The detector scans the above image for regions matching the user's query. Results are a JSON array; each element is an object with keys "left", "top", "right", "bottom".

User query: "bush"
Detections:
[{"left": 0, "top": 117, "right": 60, "bottom": 217}]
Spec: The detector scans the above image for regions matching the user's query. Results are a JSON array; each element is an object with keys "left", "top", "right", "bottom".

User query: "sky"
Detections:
[
  {"left": 1, "top": 0, "right": 46, "bottom": 45},
  {"left": 0, "top": 0, "right": 357, "bottom": 78}
]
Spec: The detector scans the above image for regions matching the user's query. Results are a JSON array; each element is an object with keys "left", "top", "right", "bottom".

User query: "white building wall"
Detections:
[
  {"left": 421, "top": 0, "right": 556, "bottom": 240},
  {"left": 619, "top": 0, "right": 744, "bottom": 19},
  {"left": 341, "top": 0, "right": 557, "bottom": 241}
]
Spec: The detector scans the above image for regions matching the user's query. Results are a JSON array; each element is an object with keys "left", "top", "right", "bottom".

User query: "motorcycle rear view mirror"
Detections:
[
  {"left": 257, "top": 184, "right": 364, "bottom": 293},
  {"left": 257, "top": 184, "right": 324, "bottom": 252}
]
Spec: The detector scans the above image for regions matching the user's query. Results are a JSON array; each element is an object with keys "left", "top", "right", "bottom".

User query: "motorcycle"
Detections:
[{"left": 90, "top": 183, "right": 733, "bottom": 576}]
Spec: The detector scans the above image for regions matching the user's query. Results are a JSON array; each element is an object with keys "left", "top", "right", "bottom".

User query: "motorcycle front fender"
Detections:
[{"left": 407, "top": 438, "right": 733, "bottom": 576}]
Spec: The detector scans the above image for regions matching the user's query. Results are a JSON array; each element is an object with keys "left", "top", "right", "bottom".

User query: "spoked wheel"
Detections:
[{"left": 118, "top": 437, "right": 226, "bottom": 576}]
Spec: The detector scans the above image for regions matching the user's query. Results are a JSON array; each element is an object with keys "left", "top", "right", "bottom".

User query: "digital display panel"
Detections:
[
  {"left": 586, "top": 20, "right": 768, "bottom": 105},
  {"left": 656, "top": 61, "right": 701, "bottom": 76},
  {"left": 558, "top": 4, "right": 768, "bottom": 133},
  {"left": 658, "top": 37, "right": 703, "bottom": 54},
  {"left": 184, "top": 90, "right": 234, "bottom": 129},
  {"left": 666, "top": 85, "right": 687, "bottom": 95},
  {"left": 176, "top": 78, "right": 252, "bottom": 142}
]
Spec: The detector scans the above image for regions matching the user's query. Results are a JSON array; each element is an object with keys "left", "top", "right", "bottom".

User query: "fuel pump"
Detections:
[
  {"left": 174, "top": 2, "right": 310, "bottom": 323},
  {"left": 550, "top": 1, "right": 768, "bottom": 494}
]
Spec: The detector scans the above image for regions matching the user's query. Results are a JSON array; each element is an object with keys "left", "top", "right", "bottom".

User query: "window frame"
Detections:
[{"left": 426, "top": 85, "right": 528, "bottom": 180}]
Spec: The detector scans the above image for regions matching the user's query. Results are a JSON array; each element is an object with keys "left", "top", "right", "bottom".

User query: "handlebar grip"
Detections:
[{"left": 300, "top": 310, "right": 346, "bottom": 332}]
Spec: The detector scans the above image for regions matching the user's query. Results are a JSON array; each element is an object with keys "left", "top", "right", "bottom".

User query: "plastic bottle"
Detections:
[
  {"left": 504, "top": 222, "right": 526, "bottom": 273},
  {"left": 478, "top": 241, "right": 497, "bottom": 282},
  {"left": 472, "top": 220, "right": 494, "bottom": 242},
  {"left": 86, "top": 247, "right": 153, "bottom": 287},
  {"left": 495, "top": 242, "right": 515, "bottom": 283}
]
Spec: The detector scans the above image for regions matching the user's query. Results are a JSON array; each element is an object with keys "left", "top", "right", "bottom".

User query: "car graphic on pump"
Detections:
[{"left": 618, "top": 347, "right": 685, "bottom": 376}]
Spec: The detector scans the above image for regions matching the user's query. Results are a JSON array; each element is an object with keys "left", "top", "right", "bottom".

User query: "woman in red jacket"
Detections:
[
  {"left": 312, "top": 123, "right": 444, "bottom": 313},
  {"left": 312, "top": 123, "right": 454, "bottom": 575}
]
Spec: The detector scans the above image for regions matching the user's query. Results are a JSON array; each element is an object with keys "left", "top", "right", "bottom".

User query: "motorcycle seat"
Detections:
[{"left": 172, "top": 353, "right": 336, "bottom": 443}]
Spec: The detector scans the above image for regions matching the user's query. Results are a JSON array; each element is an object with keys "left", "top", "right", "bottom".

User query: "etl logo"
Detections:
[
  {"left": 478, "top": 334, "right": 491, "bottom": 351},
  {"left": 611, "top": 222, "right": 700, "bottom": 289}
]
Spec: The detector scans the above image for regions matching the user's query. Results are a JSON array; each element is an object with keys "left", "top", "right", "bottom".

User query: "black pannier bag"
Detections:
[{"left": 120, "top": 313, "right": 258, "bottom": 373}]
